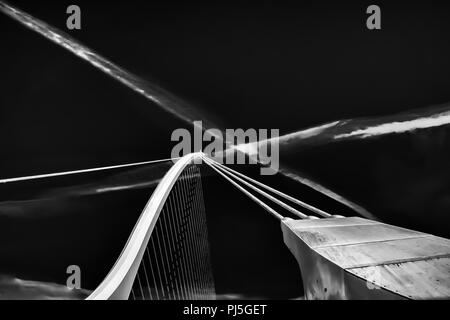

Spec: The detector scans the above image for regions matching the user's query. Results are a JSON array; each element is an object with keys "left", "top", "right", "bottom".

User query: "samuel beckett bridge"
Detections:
[
  {"left": 78, "top": 152, "right": 449, "bottom": 300},
  {"left": 2, "top": 152, "right": 450, "bottom": 300},
  {"left": 2, "top": 2, "right": 450, "bottom": 300}
]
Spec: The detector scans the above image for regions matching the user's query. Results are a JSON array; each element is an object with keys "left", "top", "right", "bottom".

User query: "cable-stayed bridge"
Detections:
[
  {"left": 0, "top": 150, "right": 449, "bottom": 299},
  {"left": 73, "top": 153, "right": 449, "bottom": 300},
  {"left": 2, "top": 1, "right": 450, "bottom": 300}
]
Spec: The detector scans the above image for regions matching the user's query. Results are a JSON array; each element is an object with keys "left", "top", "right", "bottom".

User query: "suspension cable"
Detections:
[
  {"left": 205, "top": 157, "right": 331, "bottom": 218},
  {"left": 0, "top": 157, "right": 179, "bottom": 184},
  {"left": 202, "top": 156, "right": 284, "bottom": 221},
  {"left": 203, "top": 157, "right": 308, "bottom": 219}
]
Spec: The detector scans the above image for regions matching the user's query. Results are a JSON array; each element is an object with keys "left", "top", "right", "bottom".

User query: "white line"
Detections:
[
  {"left": 209, "top": 158, "right": 332, "bottom": 218},
  {"left": 202, "top": 156, "right": 284, "bottom": 221},
  {"left": 0, "top": 157, "right": 178, "bottom": 184},
  {"left": 205, "top": 158, "right": 309, "bottom": 219}
]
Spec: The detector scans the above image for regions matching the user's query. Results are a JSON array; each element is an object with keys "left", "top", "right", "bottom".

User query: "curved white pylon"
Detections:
[{"left": 87, "top": 153, "right": 202, "bottom": 300}]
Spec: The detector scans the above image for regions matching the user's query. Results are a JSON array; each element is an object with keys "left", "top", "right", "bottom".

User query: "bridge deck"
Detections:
[{"left": 282, "top": 217, "right": 450, "bottom": 299}]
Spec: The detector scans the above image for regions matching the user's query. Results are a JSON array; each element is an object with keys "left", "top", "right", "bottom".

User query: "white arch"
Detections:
[{"left": 87, "top": 153, "right": 202, "bottom": 300}]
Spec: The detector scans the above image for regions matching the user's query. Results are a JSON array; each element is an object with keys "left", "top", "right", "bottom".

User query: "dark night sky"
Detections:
[{"left": 1, "top": 0, "right": 450, "bottom": 299}]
